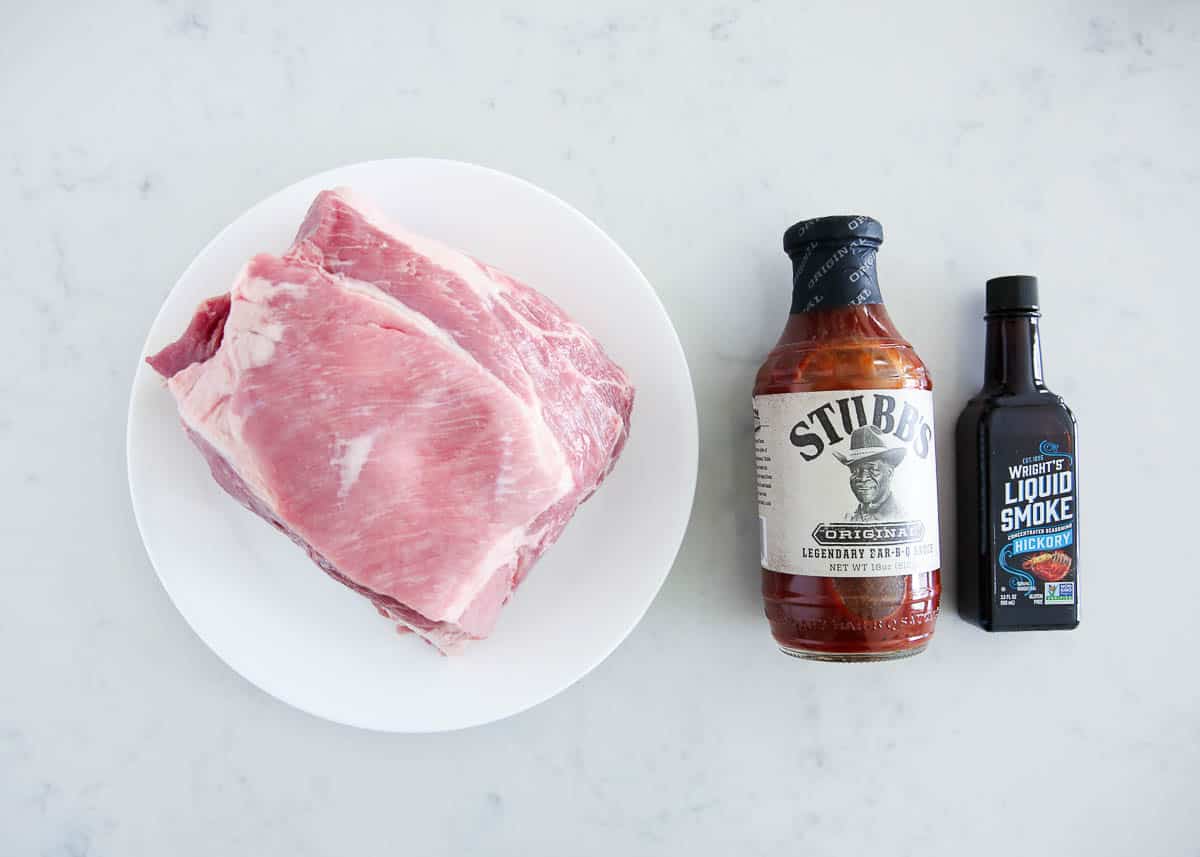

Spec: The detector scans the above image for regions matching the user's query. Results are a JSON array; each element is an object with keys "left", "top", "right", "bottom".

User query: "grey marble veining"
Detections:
[{"left": 2, "top": 1, "right": 1197, "bottom": 854}]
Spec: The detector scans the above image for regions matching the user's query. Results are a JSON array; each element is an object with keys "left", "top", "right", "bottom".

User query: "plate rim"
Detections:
[{"left": 125, "top": 157, "right": 698, "bottom": 732}]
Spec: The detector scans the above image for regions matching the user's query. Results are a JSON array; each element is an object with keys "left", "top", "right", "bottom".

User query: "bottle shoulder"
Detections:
[
  {"left": 755, "top": 339, "right": 932, "bottom": 394},
  {"left": 754, "top": 305, "right": 933, "bottom": 394},
  {"left": 959, "top": 385, "right": 1075, "bottom": 430},
  {"left": 965, "top": 383, "right": 1072, "bottom": 409}
]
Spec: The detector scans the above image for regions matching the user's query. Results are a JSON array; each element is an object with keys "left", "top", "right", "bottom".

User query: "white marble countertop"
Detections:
[{"left": 3, "top": 1, "right": 1197, "bottom": 853}]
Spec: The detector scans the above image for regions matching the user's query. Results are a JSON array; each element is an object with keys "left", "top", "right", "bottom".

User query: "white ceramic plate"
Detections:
[{"left": 127, "top": 159, "right": 697, "bottom": 732}]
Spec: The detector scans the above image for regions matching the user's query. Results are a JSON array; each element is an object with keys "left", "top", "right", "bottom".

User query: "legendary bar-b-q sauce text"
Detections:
[
  {"left": 956, "top": 275, "right": 1079, "bottom": 631},
  {"left": 754, "top": 216, "right": 942, "bottom": 661}
]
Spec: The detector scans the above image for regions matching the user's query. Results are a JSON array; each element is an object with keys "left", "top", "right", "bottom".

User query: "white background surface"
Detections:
[{"left": 2, "top": 1, "right": 1196, "bottom": 854}]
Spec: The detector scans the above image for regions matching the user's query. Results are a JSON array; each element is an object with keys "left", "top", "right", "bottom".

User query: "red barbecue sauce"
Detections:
[{"left": 756, "top": 304, "right": 941, "bottom": 660}]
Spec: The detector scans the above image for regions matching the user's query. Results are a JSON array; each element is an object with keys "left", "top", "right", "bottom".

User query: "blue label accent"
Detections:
[
  {"left": 1039, "top": 439, "right": 1074, "bottom": 465},
  {"left": 1012, "top": 529, "right": 1074, "bottom": 555},
  {"left": 999, "top": 543, "right": 1036, "bottom": 593}
]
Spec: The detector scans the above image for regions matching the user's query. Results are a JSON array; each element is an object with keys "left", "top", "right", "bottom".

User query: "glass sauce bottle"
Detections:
[
  {"left": 753, "top": 216, "right": 941, "bottom": 661},
  {"left": 956, "top": 275, "right": 1079, "bottom": 630}
]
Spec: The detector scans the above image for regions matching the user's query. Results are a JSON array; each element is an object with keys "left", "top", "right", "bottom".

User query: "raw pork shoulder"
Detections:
[{"left": 149, "top": 189, "right": 634, "bottom": 653}]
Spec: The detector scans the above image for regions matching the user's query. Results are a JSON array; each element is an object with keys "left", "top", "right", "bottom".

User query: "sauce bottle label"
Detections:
[
  {"left": 753, "top": 389, "right": 941, "bottom": 578},
  {"left": 991, "top": 437, "right": 1077, "bottom": 609}
]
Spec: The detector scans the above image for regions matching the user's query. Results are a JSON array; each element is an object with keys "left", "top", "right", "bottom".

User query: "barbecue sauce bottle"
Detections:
[
  {"left": 753, "top": 216, "right": 941, "bottom": 661},
  {"left": 956, "top": 276, "right": 1079, "bottom": 630}
]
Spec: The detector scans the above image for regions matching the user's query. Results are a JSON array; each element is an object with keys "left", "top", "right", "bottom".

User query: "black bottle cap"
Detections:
[
  {"left": 784, "top": 216, "right": 885, "bottom": 313},
  {"left": 986, "top": 275, "right": 1039, "bottom": 314},
  {"left": 783, "top": 215, "right": 883, "bottom": 254}
]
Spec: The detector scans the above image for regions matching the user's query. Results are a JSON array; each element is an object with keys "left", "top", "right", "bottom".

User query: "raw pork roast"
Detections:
[{"left": 149, "top": 189, "right": 634, "bottom": 653}]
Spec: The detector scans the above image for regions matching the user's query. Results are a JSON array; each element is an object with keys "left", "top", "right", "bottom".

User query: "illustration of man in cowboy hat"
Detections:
[{"left": 834, "top": 425, "right": 907, "bottom": 522}]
